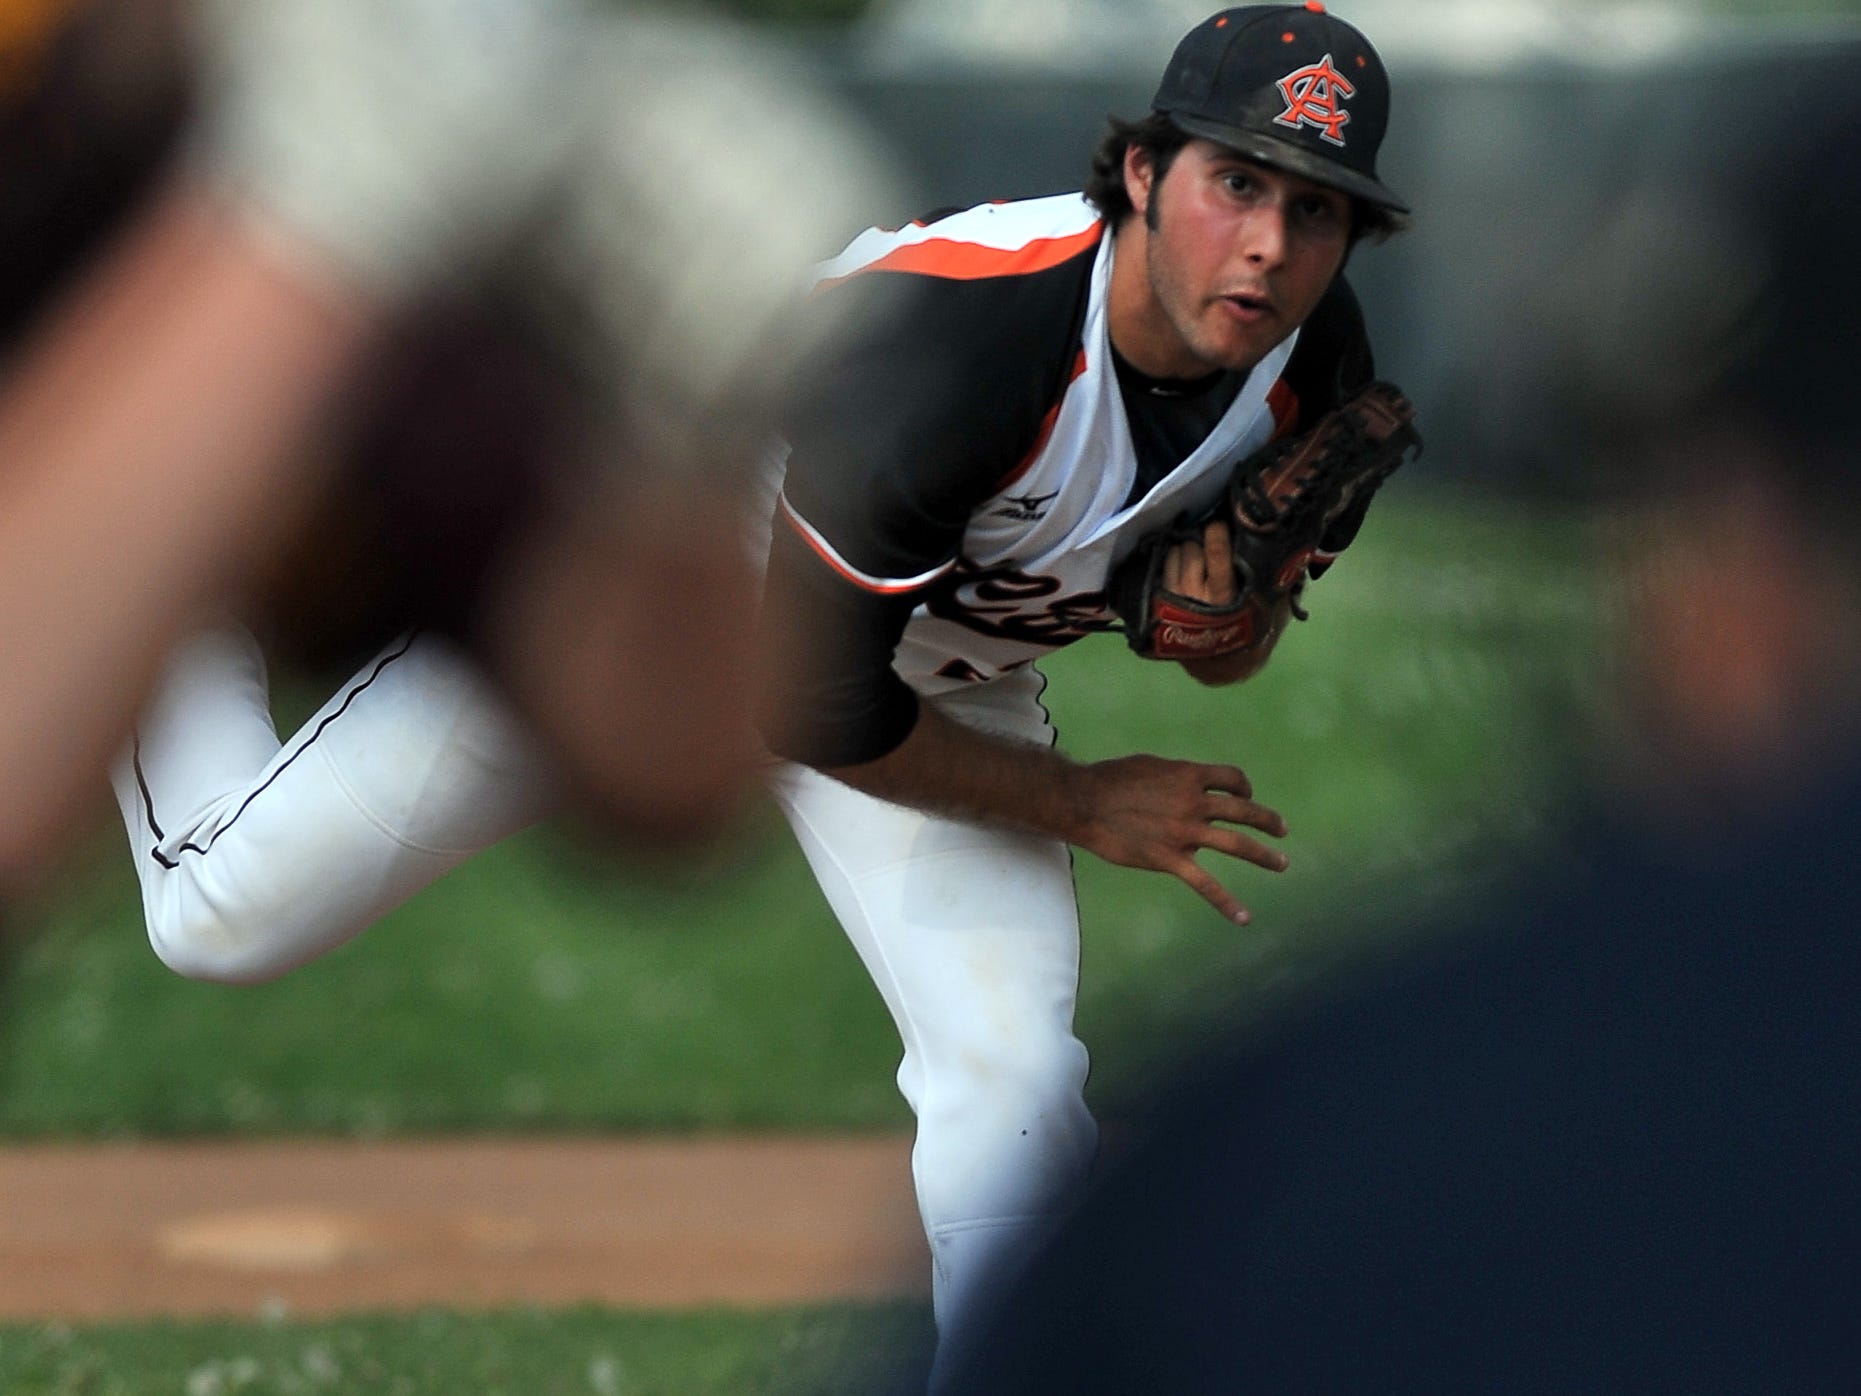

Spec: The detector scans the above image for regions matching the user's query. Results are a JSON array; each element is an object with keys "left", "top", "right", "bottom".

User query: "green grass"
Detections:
[
  {"left": 0, "top": 1303, "right": 932, "bottom": 1396},
  {"left": 0, "top": 488, "right": 1605, "bottom": 1137}
]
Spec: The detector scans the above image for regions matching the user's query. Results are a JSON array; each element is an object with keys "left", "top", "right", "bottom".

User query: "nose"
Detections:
[{"left": 1240, "top": 203, "right": 1288, "bottom": 269}]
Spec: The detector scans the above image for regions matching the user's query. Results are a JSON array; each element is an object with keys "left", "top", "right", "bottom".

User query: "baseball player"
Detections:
[
  {"left": 111, "top": 0, "right": 1411, "bottom": 1361},
  {"left": 756, "top": 1, "right": 1408, "bottom": 1340}
]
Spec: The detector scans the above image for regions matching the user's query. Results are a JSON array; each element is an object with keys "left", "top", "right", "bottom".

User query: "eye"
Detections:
[
  {"left": 1295, "top": 193, "right": 1346, "bottom": 228},
  {"left": 1220, "top": 170, "right": 1257, "bottom": 197}
]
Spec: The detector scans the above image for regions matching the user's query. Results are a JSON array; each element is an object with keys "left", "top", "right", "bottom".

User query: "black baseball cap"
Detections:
[{"left": 1152, "top": 3, "right": 1407, "bottom": 214}]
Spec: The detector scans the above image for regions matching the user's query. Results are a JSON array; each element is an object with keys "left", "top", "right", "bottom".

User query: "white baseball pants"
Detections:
[
  {"left": 767, "top": 665, "right": 1098, "bottom": 1336},
  {"left": 114, "top": 628, "right": 1096, "bottom": 1333},
  {"left": 111, "top": 626, "right": 556, "bottom": 983}
]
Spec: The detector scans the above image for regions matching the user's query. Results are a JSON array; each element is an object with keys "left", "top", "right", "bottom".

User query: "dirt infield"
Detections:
[{"left": 0, "top": 1136, "right": 929, "bottom": 1322}]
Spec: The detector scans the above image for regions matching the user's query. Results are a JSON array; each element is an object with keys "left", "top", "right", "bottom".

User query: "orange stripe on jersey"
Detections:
[
  {"left": 995, "top": 347, "right": 1091, "bottom": 492},
  {"left": 818, "top": 223, "right": 1104, "bottom": 292},
  {"left": 778, "top": 495, "right": 953, "bottom": 596},
  {"left": 1267, "top": 379, "right": 1300, "bottom": 439}
]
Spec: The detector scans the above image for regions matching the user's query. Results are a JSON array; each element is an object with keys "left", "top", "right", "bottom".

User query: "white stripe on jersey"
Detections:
[
  {"left": 777, "top": 494, "right": 956, "bottom": 594},
  {"left": 814, "top": 194, "right": 1103, "bottom": 284}
]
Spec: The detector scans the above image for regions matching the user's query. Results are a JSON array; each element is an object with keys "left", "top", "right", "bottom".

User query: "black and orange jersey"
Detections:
[{"left": 762, "top": 194, "right": 1373, "bottom": 768}]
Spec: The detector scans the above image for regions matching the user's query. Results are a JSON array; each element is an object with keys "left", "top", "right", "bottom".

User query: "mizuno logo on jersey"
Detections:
[
  {"left": 990, "top": 491, "right": 1059, "bottom": 522},
  {"left": 1274, "top": 54, "right": 1354, "bottom": 147}
]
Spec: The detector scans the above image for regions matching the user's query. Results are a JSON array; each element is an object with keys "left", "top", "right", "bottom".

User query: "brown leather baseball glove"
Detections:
[{"left": 1106, "top": 381, "right": 1421, "bottom": 660}]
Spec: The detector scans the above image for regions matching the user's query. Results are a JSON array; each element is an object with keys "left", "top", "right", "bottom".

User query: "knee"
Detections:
[
  {"left": 148, "top": 925, "right": 288, "bottom": 985},
  {"left": 910, "top": 1027, "right": 1097, "bottom": 1227},
  {"left": 913, "top": 1020, "right": 1093, "bottom": 1141},
  {"left": 142, "top": 891, "right": 307, "bottom": 986},
  {"left": 997, "top": 1033, "right": 1092, "bottom": 1116},
  {"left": 914, "top": 990, "right": 1090, "bottom": 1094}
]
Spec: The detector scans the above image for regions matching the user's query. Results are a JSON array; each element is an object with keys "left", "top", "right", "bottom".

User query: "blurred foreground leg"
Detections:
[{"left": 112, "top": 626, "right": 557, "bottom": 983}]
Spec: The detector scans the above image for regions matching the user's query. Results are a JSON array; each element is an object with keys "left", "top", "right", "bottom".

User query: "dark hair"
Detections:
[
  {"left": 1083, "top": 112, "right": 1410, "bottom": 247},
  {"left": 1082, "top": 113, "right": 1190, "bottom": 227}
]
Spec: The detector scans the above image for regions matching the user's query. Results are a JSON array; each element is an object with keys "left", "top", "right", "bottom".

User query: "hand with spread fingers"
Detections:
[{"left": 1064, "top": 755, "right": 1289, "bottom": 925}]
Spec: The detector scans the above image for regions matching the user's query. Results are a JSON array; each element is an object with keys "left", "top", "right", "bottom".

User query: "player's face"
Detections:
[{"left": 1112, "top": 141, "right": 1351, "bottom": 379}]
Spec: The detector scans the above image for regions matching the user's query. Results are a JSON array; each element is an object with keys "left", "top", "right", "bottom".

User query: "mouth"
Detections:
[{"left": 1218, "top": 291, "right": 1275, "bottom": 323}]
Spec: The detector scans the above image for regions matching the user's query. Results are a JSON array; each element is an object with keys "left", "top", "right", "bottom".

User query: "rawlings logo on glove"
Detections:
[{"left": 1106, "top": 381, "right": 1421, "bottom": 660}]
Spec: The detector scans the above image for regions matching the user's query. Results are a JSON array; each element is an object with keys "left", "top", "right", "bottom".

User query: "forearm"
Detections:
[
  {"left": 820, "top": 697, "right": 1291, "bottom": 925},
  {"left": 820, "top": 702, "right": 1091, "bottom": 843}
]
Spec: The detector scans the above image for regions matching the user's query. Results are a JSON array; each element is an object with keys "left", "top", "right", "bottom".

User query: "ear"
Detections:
[{"left": 1123, "top": 145, "right": 1156, "bottom": 222}]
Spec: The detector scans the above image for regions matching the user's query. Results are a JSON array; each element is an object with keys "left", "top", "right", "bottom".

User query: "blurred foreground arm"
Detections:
[
  {"left": 0, "top": 190, "right": 373, "bottom": 883},
  {"left": 0, "top": 0, "right": 592, "bottom": 884}
]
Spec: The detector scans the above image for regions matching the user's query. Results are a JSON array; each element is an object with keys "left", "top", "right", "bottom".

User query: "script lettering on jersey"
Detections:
[
  {"left": 924, "top": 560, "right": 1111, "bottom": 645},
  {"left": 1274, "top": 54, "right": 1354, "bottom": 147}
]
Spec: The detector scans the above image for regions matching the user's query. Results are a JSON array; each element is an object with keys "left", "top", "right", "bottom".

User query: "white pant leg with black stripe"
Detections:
[
  {"left": 111, "top": 626, "right": 558, "bottom": 984},
  {"left": 766, "top": 664, "right": 1099, "bottom": 1339}
]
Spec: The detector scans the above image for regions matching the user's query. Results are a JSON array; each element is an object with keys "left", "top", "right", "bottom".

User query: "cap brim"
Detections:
[{"left": 1165, "top": 113, "right": 1410, "bottom": 215}]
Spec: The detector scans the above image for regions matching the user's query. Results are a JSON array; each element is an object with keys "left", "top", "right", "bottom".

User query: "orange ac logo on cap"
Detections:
[{"left": 1273, "top": 53, "right": 1355, "bottom": 147}]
